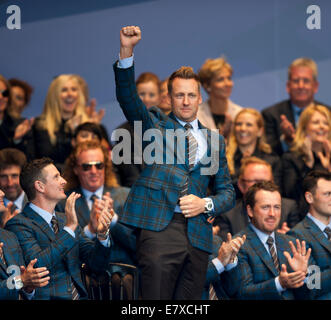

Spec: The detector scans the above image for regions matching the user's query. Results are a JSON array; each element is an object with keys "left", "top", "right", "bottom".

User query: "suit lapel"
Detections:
[
  {"left": 247, "top": 226, "right": 279, "bottom": 277},
  {"left": 304, "top": 217, "right": 331, "bottom": 254},
  {"left": 22, "top": 205, "right": 56, "bottom": 242},
  {"left": 75, "top": 191, "right": 91, "bottom": 228}
]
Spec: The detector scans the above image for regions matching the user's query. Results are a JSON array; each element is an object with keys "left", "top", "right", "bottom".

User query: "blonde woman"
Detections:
[
  {"left": 33, "top": 74, "right": 90, "bottom": 169},
  {"left": 197, "top": 57, "right": 242, "bottom": 140},
  {"left": 226, "top": 108, "right": 281, "bottom": 194},
  {"left": 282, "top": 105, "right": 331, "bottom": 202}
]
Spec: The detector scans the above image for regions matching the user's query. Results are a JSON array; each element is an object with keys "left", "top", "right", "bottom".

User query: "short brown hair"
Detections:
[
  {"left": 167, "top": 66, "right": 200, "bottom": 94},
  {"left": 20, "top": 158, "right": 54, "bottom": 201},
  {"left": 244, "top": 181, "right": 280, "bottom": 209},
  {"left": 0, "top": 148, "right": 27, "bottom": 171},
  {"left": 238, "top": 157, "right": 272, "bottom": 180},
  {"left": 303, "top": 170, "right": 331, "bottom": 196},
  {"left": 136, "top": 72, "right": 160, "bottom": 89}
]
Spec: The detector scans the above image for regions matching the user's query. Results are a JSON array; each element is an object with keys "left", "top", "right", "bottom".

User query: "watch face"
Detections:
[{"left": 14, "top": 277, "right": 24, "bottom": 290}]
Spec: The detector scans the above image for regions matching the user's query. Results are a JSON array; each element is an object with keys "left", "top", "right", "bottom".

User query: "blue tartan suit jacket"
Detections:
[
  {"left": 5, "top": 204, "right": 111, "bottom": 300},
  {"left": 113, "top": 63, "right": 235, "bottom": 253},
  {"left": 56, "top": 186, "right": 136, "bottom": 265},
  {"left": 0, "top": 228, "right": 26, "bottom": 300},
  {"left": 288, "top": 216, "right": 331, "bottom": 299},
  {"left": 234, "top": 225, "right": 313, "bottom": 300}
]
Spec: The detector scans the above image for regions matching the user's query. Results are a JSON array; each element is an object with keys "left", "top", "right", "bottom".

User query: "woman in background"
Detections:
[
  {"left": 226, "top": 108, "right": 281, "bottom": 197},
  {"left": 198, "top": 56, "right": 242, "bottom": 140}
]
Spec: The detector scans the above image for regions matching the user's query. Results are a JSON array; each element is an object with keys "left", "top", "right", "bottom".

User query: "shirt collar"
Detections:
[
  {"left": 29, "top": 202, "right": 55, "bottom": 225},
  {"left": 175, "top": 117, "right": 199, "bottom": 131},
  {"left": 307, "top": 213, "right": 331, "bottom": 232},
  {"left": 250, "top": 223, "right": 276, "bottom": 246},
  {"left": 4, "top": 191, "right": 25, "bottom": 211},
  {"left": 81, "top": 185, "right": 104, "bottom": 201}
]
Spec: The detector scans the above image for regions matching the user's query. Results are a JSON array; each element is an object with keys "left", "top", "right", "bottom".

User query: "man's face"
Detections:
[
  {"left": 307, "top": 178, "right": 331, "bottom": 219},
  {"left": 0, "top": 165, "right": 23, "bottom": 201},
  {"left": 286, "top": 66, "right": 318, "bottom": 108},
  {"left": 40, "top": 164, "right": 67, "bottom": 202},
  {"left": 247, "top": 190, "right": 281, "bottom": 234},
  {"left": 238, "top": 164, "right": 273, "bottom": 195},
  {"left": 74, "top": 148, "right": 105, "bottom": 192},
  {"left": 169, "top": 78, "right": 202, "bottom": 122}
]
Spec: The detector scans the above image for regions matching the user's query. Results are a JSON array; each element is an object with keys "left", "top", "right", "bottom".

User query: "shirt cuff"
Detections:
[
  {"left": 275, "top": 276, "right": 286, "bottom": 293},
  {"left": 63, "top": 226, "right": 76, "bottom": 238},
  {"left": 225, "top": 256, "right": 238, "bottom": 271},
  {"left": 212, "top": 258, "right": 225, "bottom": 274},
  {"left": 22, "top": 289, "right": 35, "bottom": 300},
  {"left": 98, "top": 236, "right": 111, "bottom": 248},
  {"left": 84, "top": 225, "right": 96, "bottom": 239},
  {"left": 110, "top": 213, "right": 118, "bottom": 228},
  {"left": 118, "top": 55, "right": 134, "bottom": 69}
]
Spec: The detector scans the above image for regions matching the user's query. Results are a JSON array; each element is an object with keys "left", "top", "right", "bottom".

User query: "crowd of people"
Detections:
[{"left": 0, "top": 25, "right": 330, "bottom": 300}]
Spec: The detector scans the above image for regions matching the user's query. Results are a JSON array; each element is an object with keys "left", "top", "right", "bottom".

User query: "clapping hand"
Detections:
[{"left": 217, "top": 233, "right": 246, "bottom": 266}]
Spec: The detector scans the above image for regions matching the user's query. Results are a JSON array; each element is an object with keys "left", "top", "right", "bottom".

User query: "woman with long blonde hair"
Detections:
[
  {"left": 226, "top": 108, "right": 281, "bottom": 194},
  {"left": 282, "top": 104, "right": 331, "bottom": 202},
  {"left": 33, "top": 74, "right": 90, "bottom": 169}
]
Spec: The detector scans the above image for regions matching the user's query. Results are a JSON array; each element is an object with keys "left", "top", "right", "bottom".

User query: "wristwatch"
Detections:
[
  {"left": 13, "top": 276, "right": 24, "bottom": 290},
  {"left": 203, "top": 198, "right": 214, "bottom": 215}
]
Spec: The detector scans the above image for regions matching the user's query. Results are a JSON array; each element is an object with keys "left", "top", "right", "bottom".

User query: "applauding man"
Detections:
[{"left": 5, "top": 158, "right": 112, "bottom": 300}]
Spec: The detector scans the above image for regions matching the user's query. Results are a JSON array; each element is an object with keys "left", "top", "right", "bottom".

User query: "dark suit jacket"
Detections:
[
  {"left": 262, "top": 100, "right": 330, "bottom": 156},
  {"left": 202, "top": 235, "right": 240, "bottom": 299},
  {"left": 114, "top": 63, "right": 235, "bottom": 254},
  {"left": 5, "top": 204, "right": 111, "bottom": 300},
  {"left": 0, "top": 228, "right": 25, "bottom": 300},
  {"left": 234, "top": 225, "right": 313, "bottom": 300},
  {"left": 288, "top": 216, "right": 331, "bottom": 299},
  {"left": 215, "top": 198, "right": 301, "bottom": 241},
  {"left": 56, "top": 185, "right": 136, "bottom": 265}
]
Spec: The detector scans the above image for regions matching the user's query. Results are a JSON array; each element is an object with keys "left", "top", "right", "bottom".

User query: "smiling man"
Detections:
[
  {"left": 234, "top": 181, "right": 314, "bottom": 300},
  {"left": 262, "top": 57, "right": 330, "bottom": 156},
  {"left": 5, "top": 157, "right": 112, "bottom": 300},
  {"left": 113, "top": 26, "right": 235, "bottom": 300}
]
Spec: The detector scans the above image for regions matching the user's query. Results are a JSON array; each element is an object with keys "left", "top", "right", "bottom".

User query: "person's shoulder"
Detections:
[
  {"left": 262, "top": 99, "right": 291, "bottom": 115},
  {"left": 0, "top": 227, "right": 18, "bottom": 241}
]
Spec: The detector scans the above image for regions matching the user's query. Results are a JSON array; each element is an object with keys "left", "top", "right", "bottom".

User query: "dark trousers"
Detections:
[{"left": 137, "top": 213, "right": 209, "bottom": 300}]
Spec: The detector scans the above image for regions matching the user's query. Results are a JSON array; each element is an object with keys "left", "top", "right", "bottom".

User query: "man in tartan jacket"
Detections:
[
  {"left": 5, "top": 158, "right": 113, "bottom": 300},
  {"left": 113, "top": 26, "right": 235, "bottom": 299},
  {"left": 288, "top": 170, "right": 331, "bottom": 299},
  {"left": 233, "top": 181, "right": 314, "bottom": 300}
]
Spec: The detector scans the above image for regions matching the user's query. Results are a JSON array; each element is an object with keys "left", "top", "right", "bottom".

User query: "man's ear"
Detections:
[
  {"left": 305, "top": 191, "right": 314, "bottom": 204},
  {"left": 34, "top": 180, "right": 44, "bottom": 194},
  {"left": 246, "top": 205, "right": 254, "bottom": 219}
]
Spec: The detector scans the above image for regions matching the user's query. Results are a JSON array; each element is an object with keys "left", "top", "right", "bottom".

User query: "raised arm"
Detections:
[{"left": 119, "top": 26, "right": 142, "bottom": 59}]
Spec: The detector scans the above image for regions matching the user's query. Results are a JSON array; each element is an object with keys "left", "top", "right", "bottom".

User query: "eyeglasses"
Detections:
[
  {"left": 0, "top": 89, "right": 9, "bottom": 98},
  {"left": 80, "top": 161, "right": 105, "bottom": 171}
]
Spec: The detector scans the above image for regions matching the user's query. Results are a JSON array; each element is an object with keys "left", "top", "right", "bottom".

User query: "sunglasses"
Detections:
[
  {"left": 80, "top": 161, "right": 105, "bottom": 171},
  {"left": 0, "top": 89, "right": 9, "bottom": 98}
]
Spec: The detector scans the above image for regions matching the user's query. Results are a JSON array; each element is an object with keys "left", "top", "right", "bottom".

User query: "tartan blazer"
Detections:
[
  {"left": 202, "top": 235, "right": 241, "bottom": 299},
  {"left": 0, "top": 228, "right": 25, "bottom": 300},
  {"left": 5, "top": 204, "right": 111, "bottom": 300},
  {"left": 234, "top": 225, "right": 312, "bottom": 300},
  {"left": 113, "top": 63, "right": 235, "bottom": 254},
  {"left": 56, "top": 186, "right": 136, "bottom": 265},
  {"left": 288, "top": 216, "right": 331, "bottom": 299}
]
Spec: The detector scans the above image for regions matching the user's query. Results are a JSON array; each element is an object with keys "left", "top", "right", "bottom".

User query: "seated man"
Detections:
[
  {"left": 288, "top": 170, "right": 331, "bottom": 299},
  {"left": 234, "top": 181, "right": 313, "bottom": 300},
  {"left": 0, "top": 148, "right": 28, "bottom": 227},
  {"left": 58, "top": 141, "right": 135, "bottom": 299},
  {"left": 5, "top": 158, "right": 112, "bottom": 300},
  {"left": 0, "top": 189, "right": 50, "bottom": 300},
  {"left": 214, "top": 157, "right": 301, "bottom": 240}
]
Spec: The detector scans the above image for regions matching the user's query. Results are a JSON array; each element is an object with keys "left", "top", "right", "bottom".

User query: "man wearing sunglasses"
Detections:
[
  {"left": 215, "top": 157, "right": 301, "bottom": 241},
  {"left": 58, "top": 141, "right": 136, "bottom": 299}
]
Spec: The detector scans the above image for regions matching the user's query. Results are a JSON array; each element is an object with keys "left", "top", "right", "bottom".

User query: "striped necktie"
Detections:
[
  {"left": 324, "top": 227, "right": 331, "bottom": 241},
  {"left": 179, "top": 124, "right": 198, "bottom": 198},
  {"left": 51, "top": 215, "right": 79, "bottom": 300},
  {"left": 209, "top": 284, "right": 218, "bottom": 300},
  {"left": 266, "top": 236, "right": 280, "bottom": 273}
]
